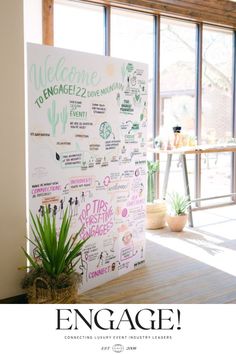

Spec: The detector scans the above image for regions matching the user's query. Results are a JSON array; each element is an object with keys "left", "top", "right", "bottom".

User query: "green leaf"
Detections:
[
  {"left": 65, "top": 238, "right": 89, "bottom": 266},
  {"left": 22, "top": 208, "right": 89, "bottom": 278},
  {"left": 21, "top": 247, "right": 39, "bottom": 270},
  {"left": 168, "top": 192, "right": 191, "bottom": 215},
  {"left": 147, "top": 160, "right": 159, "bottom": 176},
  {"left": 36, "top": 213, "right": 52, "bottom": 262}
]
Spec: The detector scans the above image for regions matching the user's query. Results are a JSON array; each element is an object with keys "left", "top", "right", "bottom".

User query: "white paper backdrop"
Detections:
[{"left": 27, "top": 43, "right": 148, "bottom": 292}]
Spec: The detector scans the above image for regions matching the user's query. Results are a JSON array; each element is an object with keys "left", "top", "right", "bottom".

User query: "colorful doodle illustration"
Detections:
[
  {"left": 99, "top": 121, "right": 113, "bottom": 139},
  {"left": 27, "top": 44, "right": 147, "bottom": 293},
  {"left": 126, "top": 120, "right": 140, "bottom": 134},
  {"left": 110, "top": 235, "right": 118, "bottom": 252},
  {"left": 97, "top": 251, "right": 109, "bottom": 267},
  {"left": 48, "top": 100, "right": 59, "bottom": 136},
  {"left": 133, "top": 91, "right": 142, "bottom": 105},
  {"left": 59, "top": 199, "right": 64, "bottom": 219},
  {"left": 103, "top": 176, "right": 111, "bottom": 187},
  {"left": 60, "top": 106, "right": 68, "bottom": 134},
  {"left": 77, "top": 251, "right": 89, "bottom": 282}
]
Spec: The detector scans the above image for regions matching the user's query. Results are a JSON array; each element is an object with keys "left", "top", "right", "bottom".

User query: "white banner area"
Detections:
[
  {"left": 1, "top": 304, "right": 236, "bottom": 354},
  {"left": 27, "top": 43, "right": 148, "bottom": 292}
]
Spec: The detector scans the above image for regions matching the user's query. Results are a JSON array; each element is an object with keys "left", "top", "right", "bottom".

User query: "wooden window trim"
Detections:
[
  {"left": 43, "top": 0, "right": 236, "bottom": 45},
  {"left": 43, "top": 0, "right": 54, "bottom": 45},
  {"left": 85, "top": 0, "right": 236, "bottom": 28}
]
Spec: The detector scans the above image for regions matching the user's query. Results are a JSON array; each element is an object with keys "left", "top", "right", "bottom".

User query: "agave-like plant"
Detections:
[
  {"left": 147, "top": 160, "right": 159, "bottom": 203},
  {"left": 168, "top": 192, "right": 191, "bottom": 216},
  {"left": 22, "top": 207, "right": 89, "bottom": 278}
]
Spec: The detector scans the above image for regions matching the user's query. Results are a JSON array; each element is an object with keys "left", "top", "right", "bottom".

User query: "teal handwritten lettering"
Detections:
[{"left": 30, "top": 55, "right": 101, "bottom": 90}]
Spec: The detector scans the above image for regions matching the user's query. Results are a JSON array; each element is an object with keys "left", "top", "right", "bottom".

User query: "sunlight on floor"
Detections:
[{"left": 146, "top": 205, "right": 236, "bottom": 277}]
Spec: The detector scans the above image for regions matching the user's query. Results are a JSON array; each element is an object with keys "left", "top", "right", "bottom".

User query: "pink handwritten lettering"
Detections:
[
  {"left": 79, "top": 199, "right": 114, "bottom": 238},
  {"left": 89, "top": 266, "right": 111, "bottom": 278}
]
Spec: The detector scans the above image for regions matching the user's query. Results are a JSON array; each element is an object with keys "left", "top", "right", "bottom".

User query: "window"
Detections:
[
  {"left": 111, "top": 8, "right": 155, "bottom": 141},
  {"left": 53, "top": 1, "right": 236, "bottom": 207},
  {"left": 160, "top": 18, "right": 197, "bottom": 134},
  {"left": 159, "top": 18, "right": 197, "bottom": 196},
  {"left": 201, "top": 26, "right": 234, "bottom": 202},
  {"left": 54, "top": 1, "right": 105, "bottom": 54}
]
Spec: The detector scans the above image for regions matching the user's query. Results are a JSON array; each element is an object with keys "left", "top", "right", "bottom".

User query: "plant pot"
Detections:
[
  {"left": 146, "top": 200, "right": 167, "bottom": 230},
  {"left": 166, "top": 214, "right": 188, "bottom": 232},
  {"left": 26, "top": 276, "right": 79, "bottom": 304}
]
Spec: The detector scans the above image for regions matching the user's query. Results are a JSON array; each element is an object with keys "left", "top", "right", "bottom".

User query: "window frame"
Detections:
[{"left": 48, "top": 0, "right": 236, "bottom": 209}]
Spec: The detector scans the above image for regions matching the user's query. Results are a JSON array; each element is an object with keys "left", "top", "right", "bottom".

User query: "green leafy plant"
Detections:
[
  {"left": 167, "top": 192, "right": 191, "bottom": 216},
  {"left": 147, "top": 160, "right": 159, "bottom": 203},
  {"left": 21, "top": 207, "right": 89, "bottom": 279}
]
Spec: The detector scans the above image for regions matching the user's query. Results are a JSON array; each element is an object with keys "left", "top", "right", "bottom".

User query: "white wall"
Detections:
[{"left": 0, "top": 0, "right": 42, "bottom": 300}]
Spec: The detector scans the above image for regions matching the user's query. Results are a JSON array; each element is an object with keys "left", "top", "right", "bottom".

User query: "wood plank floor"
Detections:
[{"left": 77, "top": 233, "right": 236, "bottom": 304}]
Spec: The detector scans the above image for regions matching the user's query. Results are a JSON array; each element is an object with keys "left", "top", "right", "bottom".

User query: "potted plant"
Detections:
[
  {"left": 166, "top": 192, "right": 190, "bottom": 232},
  {"left": 146, "top": 160, "right": 167, "bottom": 229},
  {"left": 20, "top": 207, "right": 89, "bottom": 304}
]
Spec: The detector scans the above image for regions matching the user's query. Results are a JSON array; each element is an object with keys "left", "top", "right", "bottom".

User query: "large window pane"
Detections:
[
  {"left": 201, "top": 26, "right": 233, "bottom": 202},
  {"left": 111, "top": 8, "right": 155, "bottom": 141},
  {"left": 159, "top": 18, "right": 197, "bottom": 197},
  {"left": 54, "top": 0, "right": 105, "bottom": 55}
]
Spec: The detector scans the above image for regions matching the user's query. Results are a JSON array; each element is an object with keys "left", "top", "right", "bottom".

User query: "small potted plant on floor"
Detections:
[
  {"left": 20, "top": 207, "right": 89, "bottom": 304},
  {"left": 146, "top": 160, "right": 167, "bottom": 229},
  {"left": 166, "top": 192, "right": 190, "bottom": 232}
]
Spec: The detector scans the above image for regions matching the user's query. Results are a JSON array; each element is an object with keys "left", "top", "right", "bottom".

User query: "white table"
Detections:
[{"left": 152, "top": 144, "right": 236, "bottom": 227}]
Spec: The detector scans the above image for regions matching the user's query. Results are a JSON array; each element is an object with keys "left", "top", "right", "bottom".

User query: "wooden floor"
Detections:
[
  {"left": 77, "top": 206, "right": 236, "bottom": 304},
  {"left": 77, "top": 239, "right": 236, "bottom": 304}
]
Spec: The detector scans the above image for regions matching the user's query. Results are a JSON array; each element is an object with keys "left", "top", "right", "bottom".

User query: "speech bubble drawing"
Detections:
[{"left": 61, "top": 151, "right": 83, "bottom": 168}]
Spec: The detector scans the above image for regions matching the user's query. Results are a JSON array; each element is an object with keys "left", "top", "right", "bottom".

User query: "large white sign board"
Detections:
[{"left": 27, "top": 43, "right": 148, "bottom": 292}]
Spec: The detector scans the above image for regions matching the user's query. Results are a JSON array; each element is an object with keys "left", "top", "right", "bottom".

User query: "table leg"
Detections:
[
  {"left": 162, "top": 154, "right": 172, "bottom": 199},
  {"left": 181, "top": 154, "right": 194, "bottom": 227}
]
